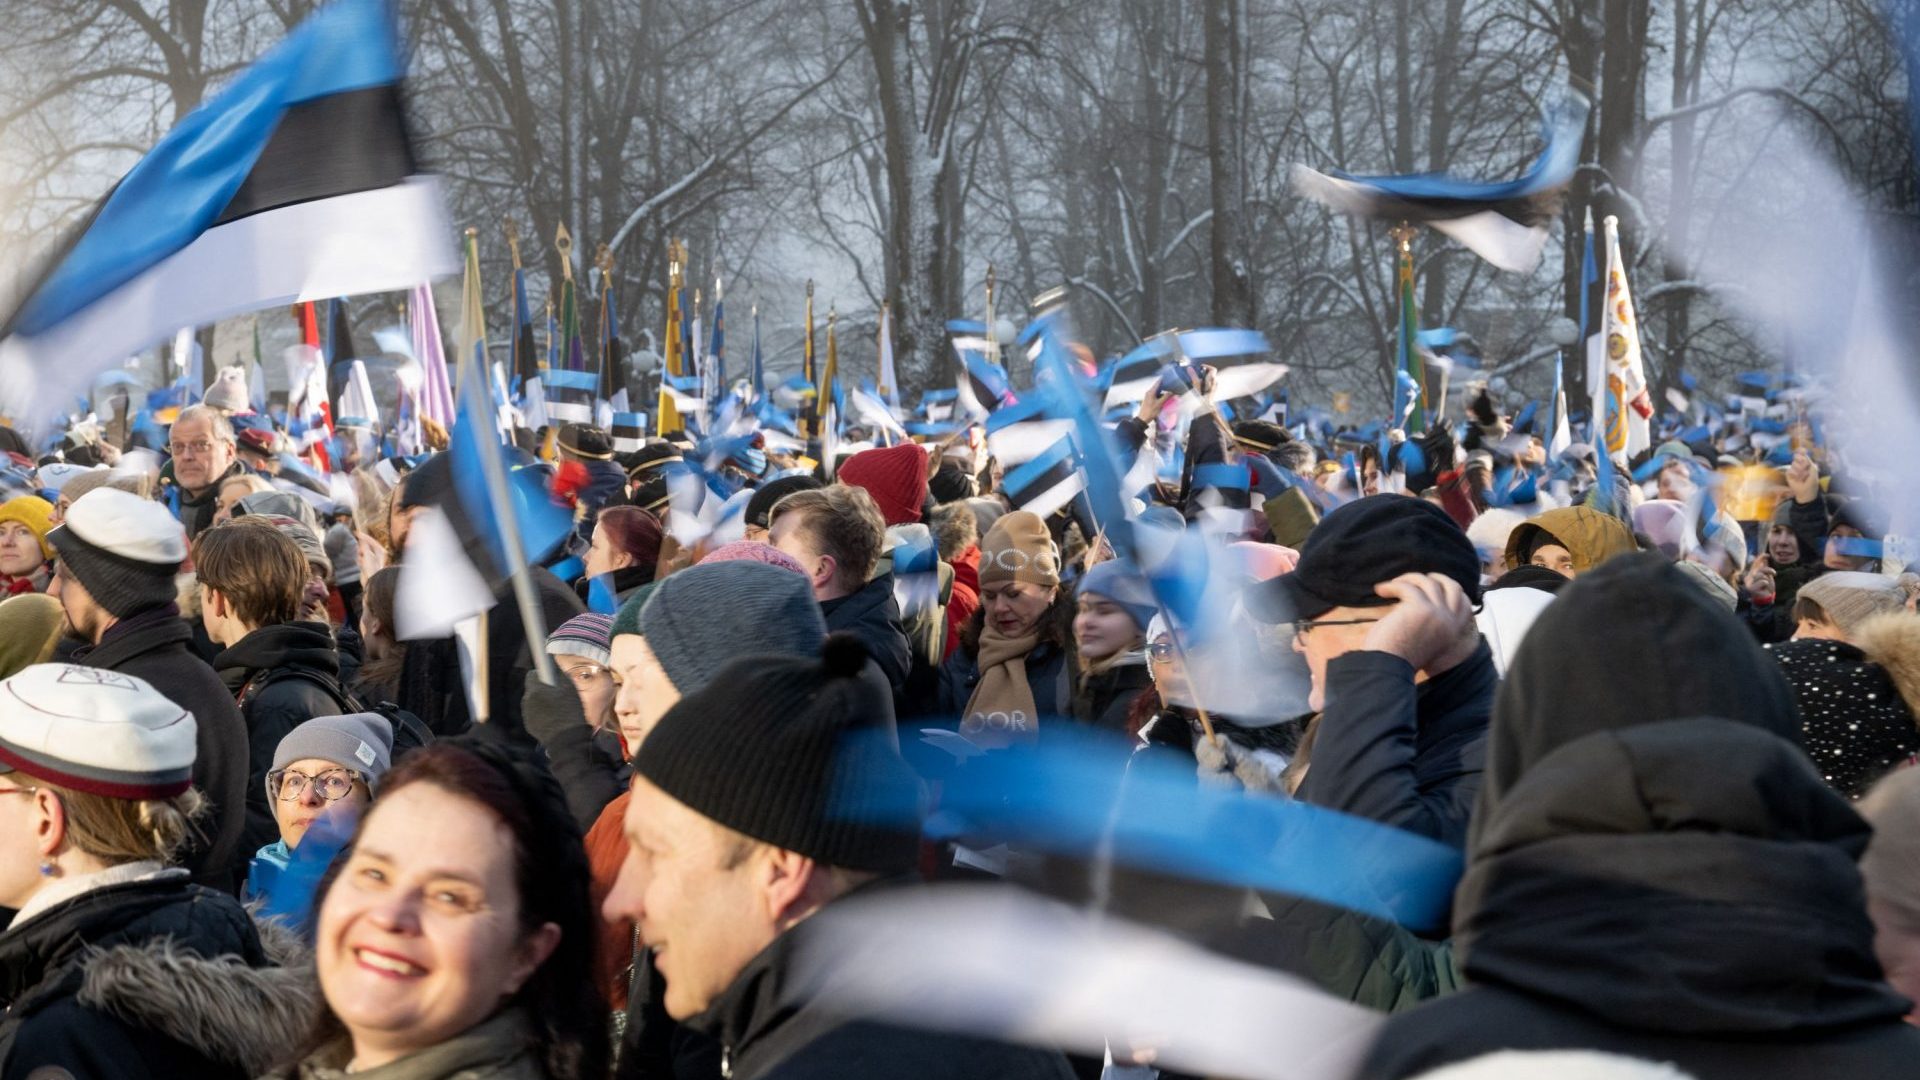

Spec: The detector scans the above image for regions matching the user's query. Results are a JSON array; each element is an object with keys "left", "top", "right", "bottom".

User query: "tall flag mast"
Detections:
[
  {"left": 507, "top": 221, "right": 538, "bottom": 393},
  {"left": 657, "top": 238, "right": 686, "bottom": 435},
  {"left": 1391, "top": 223, "right": 1428, "bottom": 433},
  {"left": 596, "top": 243, "right": 624, "bottom": 405},
  {"left": 803, "top": 279, "right": 817, "bottom": 438},
  {"left": 877, "top": 300, "right": 898, "bottom": 409},
  {"left": 555, "top": 224, "right": 584, "bottom": 372}
]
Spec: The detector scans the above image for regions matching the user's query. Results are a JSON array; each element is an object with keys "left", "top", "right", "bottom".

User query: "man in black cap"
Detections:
[
  {"left": 602, "top": 637, "right": 1074, "bottom": 1080},
  {"left": 1248, "top": 494, "right": 1494, "bottom": 848}
]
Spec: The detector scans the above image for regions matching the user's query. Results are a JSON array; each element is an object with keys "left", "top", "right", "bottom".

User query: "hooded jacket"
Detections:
[
  {"left": 71, "top": 604, "right": 250, "bottom": 889},
  {"left": 215, "top": 620, "right": 348, "bottom": 855},
  {"left": 820, "top": 574, "right": 912, "bottom": 697},
  {"left": 1502, "top": 506, "right": 1637, "bottom": 576},
  {"left": 684, "top": 899, "right": 1075, "bottom": 1080},
  {"left": 1358, "top": 720, "right": 1920, "bottom": 1080},
  {"left": 0, "top": 874, "right": 312, "bottom": 1080}
]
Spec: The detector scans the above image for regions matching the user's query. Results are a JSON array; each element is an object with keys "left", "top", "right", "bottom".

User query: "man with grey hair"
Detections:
[{"left": 161, "top": 403, "right": 246, "bottom": 539}]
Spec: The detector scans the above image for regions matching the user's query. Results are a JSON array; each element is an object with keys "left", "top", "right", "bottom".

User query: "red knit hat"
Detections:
[{"left": 838, "top": 444, "right": 929, "bottom": 526}]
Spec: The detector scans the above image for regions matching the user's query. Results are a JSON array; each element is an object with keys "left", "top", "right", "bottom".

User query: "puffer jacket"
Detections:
[{"left": 0, "top": 871, "right": 312, "bottom": 1080}]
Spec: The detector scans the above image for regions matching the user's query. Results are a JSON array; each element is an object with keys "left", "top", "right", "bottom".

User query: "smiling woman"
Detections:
[{"left": 272, "top": 738, "right": 604, "bottom": 1080}]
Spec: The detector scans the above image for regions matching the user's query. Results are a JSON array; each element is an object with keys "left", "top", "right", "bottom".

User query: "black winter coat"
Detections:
[
  {"left": 72, "top": 606, "right": 250, "bottom": 890},
  {"left": 1071, "top": 656, "right": 1151, "bottom": 733},
  {"left": 822, "top": 575, "right": 913, "bottom": 697},
  {"left": 1296, "top": 640, "right": 1496, "bottom": 849},
  {"left": 214, "top": 621, "right": 347, "bottom": 855},
  {"left": 0, "top": 874, "right": 302, "bottom": 1080},
  {"left": 685, "top": 904, "right": 1075, "bottom": 1080},
  {"left": 1359, "top": 719, "right": 1920, "bottom": 1080}
]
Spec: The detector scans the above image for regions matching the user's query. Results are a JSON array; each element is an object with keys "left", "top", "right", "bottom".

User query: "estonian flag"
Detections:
[
  {"left": 1291, "top": 89, "right": 1589, "bottom": 273},
  {"left": 611, "top": 411, "right": 647, "bottom": 453},
  {"left": 542, "top": 367, "right": 597, "bottom": 425},
  {"left": 0, "top": 0, "right": 454, "bottom": 425}
]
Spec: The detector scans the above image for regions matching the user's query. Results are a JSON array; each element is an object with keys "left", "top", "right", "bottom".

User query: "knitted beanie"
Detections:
[
  {"left": 546, "top": 613, "right": 615, "bottom": 667},
  {"left": 837, "top": 444, "right": 929, "bottom": 526},
  {"left": 610, "top": 583, "right": 657, "bottom": 640},
  {"left": 699, "top": 541, "right": 808, "bottom": 576},
  {"left": 745, "top": 474, "right": 823, "bottom": 530},
  {"left": 1800, "top": 571, "right": 1906, "bottom": 636},
  {"left": 272, "top": 712, "right": 395, "bottom": 790},
  {"left": 0, "top": 496, "right": 55, "bottom": 561},
  {"left": 1076, "top": 559, "right": 1156, "bottom": 632},
  {"left": 978, "top": 510, "right": 1059, "bottom": 589},
  {"left": 637, "top": 560, "right": 827, "bottom": 694},
  {"left": 47, "top": 489, "right": 187, "bottom": 618},
  {"left": 634, "top": 635, "right": 923, "bottom": 872},
  {"left": 203, "top": 366, "right": 252, "bottom": 413},
  {"left": 60, "top": 468, "right": 149, "bottom": 504},
  {"left": 0, "top": 594, "right": 64, "bottom": 679}
]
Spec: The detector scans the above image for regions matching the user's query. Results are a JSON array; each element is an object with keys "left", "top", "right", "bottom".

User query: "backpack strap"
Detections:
[{"left": 237, "top": 666, "right": 360, "bottom": 714}]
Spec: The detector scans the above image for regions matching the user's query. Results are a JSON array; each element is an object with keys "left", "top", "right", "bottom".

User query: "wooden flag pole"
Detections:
[{"left": 472, "top": 608, "right": 491, "bottom": 724}]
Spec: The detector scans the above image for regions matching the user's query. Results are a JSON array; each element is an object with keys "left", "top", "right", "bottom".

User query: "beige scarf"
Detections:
[{"left": 960, "top": 626, "right": 1042, "bottom": 748}]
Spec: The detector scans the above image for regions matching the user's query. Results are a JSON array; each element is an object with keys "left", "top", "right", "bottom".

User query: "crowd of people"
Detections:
[{"left": 0, "top": 356, "right": 1917, "bottom": 1080}]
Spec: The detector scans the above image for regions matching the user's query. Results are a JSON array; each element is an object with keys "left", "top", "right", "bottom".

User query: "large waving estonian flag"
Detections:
[{"left": 0, "top": 0, "right": 454, "bottom": 425}]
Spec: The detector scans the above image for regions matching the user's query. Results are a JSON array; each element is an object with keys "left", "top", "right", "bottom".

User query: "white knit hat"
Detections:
[{"left": 0, "top": 664, "right": 196, "bottom": 798}]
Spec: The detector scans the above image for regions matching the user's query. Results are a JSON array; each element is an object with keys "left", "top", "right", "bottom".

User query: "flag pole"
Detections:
[
  {"left": 459, "top": 228, "right": 560, "bottom": 688},
  {"left": 473, "top": 609, "right": 491, "bottom": 724}
]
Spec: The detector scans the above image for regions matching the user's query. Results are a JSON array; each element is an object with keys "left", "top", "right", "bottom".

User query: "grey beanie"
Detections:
[
  {"left": 638, "top": 560, "right": 827, "bottom": 694},
  {"left": 272, "top": 712, "right": 394, "bottom": 790}
]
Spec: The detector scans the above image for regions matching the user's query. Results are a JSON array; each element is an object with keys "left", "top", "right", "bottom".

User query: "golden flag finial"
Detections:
[{"left": 555, "top": 223, "right": 575, "bottom": 281}]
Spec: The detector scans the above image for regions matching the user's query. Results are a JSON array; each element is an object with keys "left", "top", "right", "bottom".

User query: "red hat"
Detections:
[{"left": 837, "top": 444, "right": 929, "bottom": 526}]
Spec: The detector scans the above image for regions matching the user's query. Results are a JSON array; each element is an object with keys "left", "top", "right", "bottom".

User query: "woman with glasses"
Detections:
[
  {"left": 248, "top": 713, "right": 394, "bottom": 905},
  {"left": 0, "top": 665, "right": 298, "bottom": 1079},
  {"left": 1134, "top": 612, "right": 1306, "bottom": 795}
]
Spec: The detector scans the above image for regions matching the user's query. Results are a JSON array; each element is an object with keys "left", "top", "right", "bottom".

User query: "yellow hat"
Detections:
[{"left": 0, "top": 496, "right": 55, "bottom": 561}]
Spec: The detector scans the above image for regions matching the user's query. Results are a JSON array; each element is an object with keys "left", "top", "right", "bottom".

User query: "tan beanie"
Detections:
[
  {"left": 978, "top": 510, "right": 1060, "bottom": 588},
  {"left": 1799, "top": 571, "right": 1904, "bottom": 636}
]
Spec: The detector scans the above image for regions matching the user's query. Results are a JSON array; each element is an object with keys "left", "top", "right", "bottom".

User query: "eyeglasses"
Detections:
[
  {"left": 1291, "top": 617, "right": 1381, "bottom": 647},
  {"left": 268, "top": 768, "right": 363, "bottom": 802},
  {"left": 169, "top": 439, "right": 217, "bottom": 455},
  {"left": 1147, "top": 641, "right": 1178, "bottom": 661},
  {"left": 0, "top": 784, "right": 39, "bottom": 797},
  {"left": 565, "top": 663, "right": 617, "bottom": 685}
]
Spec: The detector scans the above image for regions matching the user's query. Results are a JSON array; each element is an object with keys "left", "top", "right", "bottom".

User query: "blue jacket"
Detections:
[{"left": 1296, "top": 640, "right": 1496, "bottom": 849}]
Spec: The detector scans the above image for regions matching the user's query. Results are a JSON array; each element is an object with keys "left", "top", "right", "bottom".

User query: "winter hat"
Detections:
[
  {"left": 1076, "top": 559, "right": 1156, "bottom": 632},
  {"left": 1630, "top": 499, "right": 1690, "bottom": 558},
  {"left": 837, "top": 444, "right": 930, "bottom": 526},
  {"left": 36, "top": 462, "right": 93, "bottom": 495},
  {"left": 978, "top": 510, "right": 1060, "bottom": 589},
  {"left": 635, "top": 560, "right": 826, "bottom": 694},
  {"left": 60, "top": 468, "right": 148, "bottom": 504},
  {"left": 1248, "top": 495, "right": 1480, "bottom": 623},
  {"left": 233, "top": 489, "right": 324, "bottom": 535},
  {"left": 699, "top": 541, "right": 808, "bottom": 576},
  {"left": 1229, "top": 541, "right": 1299, "bottom": 582},
  {"left": 0, "top": 496, "right": 55, "bottom": 561},
  {"left": 966, "top": 496, "right": 1008, "bottom": 540},
  {"left": 272, "top": 712, "right": 394, "bottom": 790},
  {"left": 1673, "top": 558, "right": 1737, "bottom": 610},
  {"left": 47, "top": 488, "right": 187, "bottom": 618},
  {"left": 559, "top": 422, "right": 615, "bottom": 461},
  {"left": 0, "top": 594, "right": 64, "bottom": 678},
  {"left": 927, "top": 461, "right": 976, "bottom": 505},
  {"left": 1409, "top": 1051, "right": 1698, "bottom": 1080},
  {"left": 1503, "top": 505, "right": 1638, "bottom": 575},
  {"left": 1465, "top": 507, "right": 1526, "bottom": 564},
  {"left": 0, "top": 664, "right": 196, "bottom": 798},
  {"left": 254, "top": 514, "right": 330, "bottom": 576},
  {"left": 203, "top": 366, "right": 253, "bottom": 414},
  {"left": 624, "top": 441, "right": 684, "bottom": 483},
  {"left": 1798, "top": 571, "right": 1905, "bottom": 636},
  {"left": 396, "top": 453, "right": 453, "bottom": 510},
  {"left": 634, "top": 636, "right": 922, "bottom": 872},
  {"left": 1231, "top": 419, "right": 1291, "bottom": 456},
  {"left": 745, "top": 474, "right": 823, "bottom": 530},
  {"left": 546, "top": 613, "right": 615, "bottom": 668}
]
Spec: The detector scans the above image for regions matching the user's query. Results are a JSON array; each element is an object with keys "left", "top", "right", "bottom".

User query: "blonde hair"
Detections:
[{"left": 49, "top": 782, "right": 207, "bottom": 865}]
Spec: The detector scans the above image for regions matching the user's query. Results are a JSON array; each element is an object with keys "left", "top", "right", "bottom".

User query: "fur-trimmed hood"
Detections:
[
  {"left": 1855, "top": 611, "right": 1920, "bottom": 716},
  {"left": 75, "top": 909, "right": 317, "bottom": 1076}
]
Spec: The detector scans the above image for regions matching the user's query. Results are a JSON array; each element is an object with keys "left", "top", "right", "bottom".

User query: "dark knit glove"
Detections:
[{"left": 521, "top": 675, "right": 589, "bottom": 745}]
